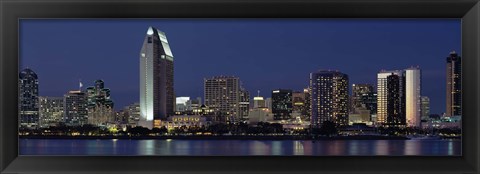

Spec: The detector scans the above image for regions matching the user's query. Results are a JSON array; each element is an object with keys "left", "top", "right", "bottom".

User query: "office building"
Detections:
[
  {"left": 377, "top": 70, "right": 404, "bottom": 125},
  {"left": 253, "top": 90, "right": 266, "bottom": 109},
  {"left": 239, "top": 88, "right": 250, "bottom": 120},
  {"left": 272, "top": 89, "right": 293, "bottom": 120},
  {"left": 292, "top": 89, "right": 310, "bottom": 120},
  {"left": 377, "top": 67, "right": 421, "bottom": 127},
  {"left": 64, "top": 90, "right": 88, "bottom": 126},
  {"left": 386, "top": 73, "right": 404, "bottom": 125},
  {"left": 19, "top": 68, "right": 40, "bottom": 128},
  {"left": 39, "top": 96, "right": 64, "bottom": 128},
  {"left": 421, "top": 96, "right": 430, "bottom": 121},
  {"left": 265, "top": 97, "right": 272, "bottom": 111},
  {"left": 310, "top": 70, "right": 349, "bottom": 127},
  {"left": 139, "top": 26, "right": 175, "bottom": 129},
  {"left": 86, "top": 80, "right": 115, "bottom": 126},
  {"left": 351, "top": 84, "right": 377, "bottom": 113},
  {"left": 126, "top": 103, "right": 141, "bottom": 127},
  {"left": 204, "top": 76, "right": 245, "bottom": 123},
  {"left": 446, "top": 51, "right": 462, "bottom": 117},
  {"left": 248, "top": 108, "right": 274, "bottom": 125},
  {"left": 405, "top": 67, "right": 421, "bottom": 127}
]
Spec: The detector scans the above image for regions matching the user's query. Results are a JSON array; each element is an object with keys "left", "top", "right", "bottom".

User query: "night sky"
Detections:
[{"left": 20, "top": 19, "right": 461, "bottom": 114}]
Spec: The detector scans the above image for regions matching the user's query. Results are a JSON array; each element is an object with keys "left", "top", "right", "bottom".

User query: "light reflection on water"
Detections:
[{"left": 19, "top": 139, "right": 461, "bottom": 156}]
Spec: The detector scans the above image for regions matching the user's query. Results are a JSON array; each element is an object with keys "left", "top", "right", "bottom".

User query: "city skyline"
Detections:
[{"left": 20, "top": 19, "right": 461, "bottom": 114}]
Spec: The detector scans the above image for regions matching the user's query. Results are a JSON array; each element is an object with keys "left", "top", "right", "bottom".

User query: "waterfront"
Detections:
[{"left": 20, "top": 139, "right": 460, "bottom": 156}]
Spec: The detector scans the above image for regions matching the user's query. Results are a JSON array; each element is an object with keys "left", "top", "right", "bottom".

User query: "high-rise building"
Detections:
[
  {"left": 377, "top": 67, "right": 421, "bottom": 127},
  {"left": 292, "top": 89, "right": 310, "bottom": 120},
  {"left": 377, "top": 70, "right": 404, "bottom": 125},
  {"left": 271, "top": 89, "right": 293, "bottom": 120},
  {"left": 86, "top": 80, "right": 115, "bottom": 126},
  {"left": 405, "top": 67, "right": 421, "bottom": 127},
  {"left": 204, "top": 76, "right": 244, "bottom": 123},
  {"left": 39, "top": 96, "right": 64, "bottom": 128},
  {"left": 126, "top": 103, "right": 141, "bottom": 127},
  {"left": 446, "top": 51, "right": 462, "bottom": 117},
  {"left": 351, "top": 84, "right": 377, "bottom": 123},
  {"left": 304, "top": 87, "right": 311, "bottom": 120},
  {"left": 239, "top": 88, "right": 250, "bottom": 120},
  {"left": 310, "top": 70, "right": 349, "bottom": 127},
  {"left": 19, "top": 68, "right": 39, "bottom": 128},
  {"left": 386, "top": 73, "right": 404, "bottom": 125},
  {"left": 63, "top": 90, "right": 88, "bottom": 126},
  {"left": 421, "top": 96, "right": 430, "bottom": 121},
  {"left": 139, "top": 26, "right": 175, "bottom": 129},
  {"left": 253, "top": 90, "right": 266, "bottom": 109},
  {"left": 265, "top": 97, "right": 273, "bottom": 111}
]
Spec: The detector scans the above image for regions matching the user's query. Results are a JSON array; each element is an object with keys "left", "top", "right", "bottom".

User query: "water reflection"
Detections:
[
  {"left": 293, "top": 141, "right": 304, "bottom": 155},
  {"left": 19, "top": 139, "right": 461, "bottom": 156}
]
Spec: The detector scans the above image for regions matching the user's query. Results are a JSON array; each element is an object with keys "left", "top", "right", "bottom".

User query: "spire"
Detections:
[
  {"left": 146, "top": 26, "right": 154, "bottom": 35},
  {"left": 257, "top": 90, "right": 260, "bottom": 97}
]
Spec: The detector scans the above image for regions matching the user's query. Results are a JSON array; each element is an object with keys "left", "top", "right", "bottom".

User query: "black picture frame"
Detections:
[{"left": 1, "top": 0, "right": 479, "bottom": 173}]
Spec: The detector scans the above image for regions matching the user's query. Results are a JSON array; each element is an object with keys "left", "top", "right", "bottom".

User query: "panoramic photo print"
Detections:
[{"left": 19, "top": 19, "right": 461, "bottom": 156}]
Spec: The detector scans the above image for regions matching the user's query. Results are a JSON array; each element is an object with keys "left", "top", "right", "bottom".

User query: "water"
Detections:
[{"left": 19, "top": 139, "right": 461, "bottom": 156}]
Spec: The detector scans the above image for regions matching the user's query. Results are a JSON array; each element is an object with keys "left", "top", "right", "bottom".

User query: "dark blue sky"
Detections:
[{"left": 20, "top": 19, "right": 461, "bottom": 114}]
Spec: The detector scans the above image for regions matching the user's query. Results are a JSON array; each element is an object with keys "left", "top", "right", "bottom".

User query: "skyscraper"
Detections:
[
  {"left": 39, "top": 96, "right": 64, "bottom": 128},
  {"left": 310, "top": 70, "right": 349, "bottom": 127},
  {"left": 239, "top": 88, "right": 250, "bottom": 120},
  {"left": 19, "top": 68, "right": 39, "bottom": 128},
  {"left": 377, "top": 70, "right": 404, "bottom": 125},
  {"left": 446, "top": 51, "right": 462, "bottom": 117},
  {"left": 139, "top": 26, "right": 175, "bottom": 129},
  {"left": 64, "top": 90, "right": 88, "bottom": 126},
  {"left": 386, "top": 73, "right": 404, "bottom": 125},
  {"left": 204, "top": 76, "right": 244, "bottom": 123},
  {"left": 377, "top": 67, "right": 421, "bottom": 127},
  {"left": 404, "top": 67, "right": 421, "bottom": 127},
  {"left": 272, "top": 89, "right": 293, "bottom": 120},
  {"left": 421, "top": 96, "right": 430, "bottom": 121},
  {"left": 253, "top": 96, "right": 266, "bottom": 109},
  {"left": 86, "top": 80, "right": 115, "bottom": 126},
  {"left": 292, "top": 89, "right": 310, "bottom": 120},
  {"left": 351, "top": 84, "right": 377, "bottom": 114}
]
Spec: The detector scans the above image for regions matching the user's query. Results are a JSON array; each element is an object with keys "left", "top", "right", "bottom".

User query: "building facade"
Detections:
[
  {"left": 239, "top": 88, "right": 250, "bottom": 120},
  {"left": 377, "top": 67, "right": 421, "bottom": 127},
  {"left": 86, "top": 80, "right": 115, "bottom": 126},
  {"left": 404, "top": 67, "right": 421, "bottom": 127},
  {"left": 139, "top": 26, "right": 175, "bottom": 129},
  {"left": 204, "top": 76, "right": 244, "bottom": 123},
  {"left": 19, "top": 68, "right": 40, "bottom": 128},
  {"left": 377, "top": 70, "right": 404, "bottom": 125},
  {"left": 39, "top": 96, "right": 64, "bottom": 128},
  {"left": 310, "top": 70, "right": 349, "bottom": 127},
  {"left": 63, "top": 90, "right": 88, "bottom": 126},
  {"left": 271, "top": 89, "right": 293, "bottom": 120},
  {"left": 446, "top": 51, "right": 462, "bottom": 117},
  {"left": 351, "top": 84, "right": 376, "bottom": 113},
  {"left": 421, "top": 96, "right": 430, "bottom": 121}
]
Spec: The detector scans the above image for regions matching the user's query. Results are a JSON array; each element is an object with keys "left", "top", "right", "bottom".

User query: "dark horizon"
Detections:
[{"left": 20, "top": 19, "right": 461, "bottom": 114}]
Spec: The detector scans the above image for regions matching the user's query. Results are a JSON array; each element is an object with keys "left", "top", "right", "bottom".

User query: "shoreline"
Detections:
[{"left": 19, "top": 135, "right": 413, "bottom": 140}]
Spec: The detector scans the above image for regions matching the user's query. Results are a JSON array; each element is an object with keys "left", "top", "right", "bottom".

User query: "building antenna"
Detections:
[{"left": 257, "top": 90, "right": 260, "bottom": 97}]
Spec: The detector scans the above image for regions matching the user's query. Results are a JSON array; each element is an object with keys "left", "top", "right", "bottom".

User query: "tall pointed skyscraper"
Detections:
[
  {"left": 139, "top": 26, "right": 174, "bottom": 129},
  {"left": 446, "top": 51, "right": 461, "bottom": 117}
]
